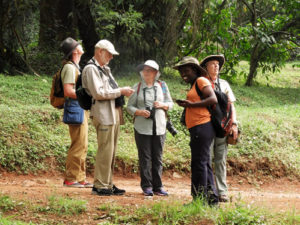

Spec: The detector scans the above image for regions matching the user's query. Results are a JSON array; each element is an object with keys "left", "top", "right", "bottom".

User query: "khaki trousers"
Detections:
[
  {"left": 210, "top": 137, "right": 228, "bottom": 195},
  {"left": 65, "top": 110, "right": 89, "bottom": 182},
  {"left": 92, "top": 109, "right": 120, "bottom": 189}
]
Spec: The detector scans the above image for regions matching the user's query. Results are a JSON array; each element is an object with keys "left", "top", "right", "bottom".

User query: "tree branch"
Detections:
[
  {"left": 240, "top": 0, "right": 255, "bottom": 17},
  {"left": 10, "top": 24, "right": 40, "bottom": 76}
]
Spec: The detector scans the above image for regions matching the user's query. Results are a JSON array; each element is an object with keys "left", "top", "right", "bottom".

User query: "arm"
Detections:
[
  {"left": 230, "top": 102, "right": 239, "bottom": 139},
  {"left": 85, "top": 66, "right": 122, "bottom": 100},
  {"left": 177, "top": 85, "right": 217, "bottom": 108},
  {"left": 64, "top": 83, "right": 77, "bottom": 99},
  {"left": 126, "top": 84, "right": 151, "bottom": 118},
  {"left": 153, "top": 82, "right": 174, "bottom": 111}
]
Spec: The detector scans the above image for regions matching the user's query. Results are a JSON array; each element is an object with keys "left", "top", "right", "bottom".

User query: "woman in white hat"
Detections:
[{"left": 127, "top": 60, "right": 174, "bottom": 196}]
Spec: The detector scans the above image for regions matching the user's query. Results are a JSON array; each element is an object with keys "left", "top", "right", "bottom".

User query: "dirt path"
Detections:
[{"left": 0, "top": 172, "right": 299, "bottom": 224}]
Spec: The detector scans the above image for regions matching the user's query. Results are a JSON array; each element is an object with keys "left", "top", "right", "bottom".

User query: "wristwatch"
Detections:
[{"left": 232, "top": 121, "right": 238, "bottom": 126}]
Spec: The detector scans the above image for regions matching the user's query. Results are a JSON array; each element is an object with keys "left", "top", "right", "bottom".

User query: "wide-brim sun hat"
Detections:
[
  {"left": 60, "top": 37, "right": 80, "bottom": 59},
  {"left": 200, "top": 55, "right": 225, "bottom": 71},
  {"left": 95, "top": 39, "right": 119, "bottom": 55},
  {"left": 173, "top": 56, "right": 207, "bottom": 76}
]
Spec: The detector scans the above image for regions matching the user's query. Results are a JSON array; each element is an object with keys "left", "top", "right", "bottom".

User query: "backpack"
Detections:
[
  {"left": 50, "top": 62, "right": 72, "bottom": 109},
  {"left": 75, "top": 72, "right": 92, "bottom": 110},
  {"left": 75, "top": 60, "right": 104, "bottom": 110},
  {"left": 195, "top": 79, "right": 232, "bottom": 138}
]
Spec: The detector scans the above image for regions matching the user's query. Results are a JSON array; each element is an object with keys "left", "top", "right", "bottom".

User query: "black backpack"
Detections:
[
  {"left": 195, "top": 79, "right": 233, "bottom": 138},
  {"left": 75, "top": 61, "right": 101, "bottom": 110},
  {"left": 76, "top": 73, "right": 92, "bottom": 110}
]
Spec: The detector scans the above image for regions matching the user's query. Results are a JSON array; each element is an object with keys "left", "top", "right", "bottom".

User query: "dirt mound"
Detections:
[{"left": 227, "top": 156, "right": 299, "bottom": 180}]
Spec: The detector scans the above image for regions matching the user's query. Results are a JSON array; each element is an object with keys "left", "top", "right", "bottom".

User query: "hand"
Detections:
[
  {"left": 153, "top": 101, "right": 167, "bottom": 109},
  {"left": 120, "top": 87, "right": 134, "bottom": 97},
  {"left": 230, "top": 124, "right": 238, "bottom": 140},
  {"left": 176, "top": 99, "right": 192, "bottom": 108},
  {"left": 135, "top": 109, "right": 150, "bottom": 118}
]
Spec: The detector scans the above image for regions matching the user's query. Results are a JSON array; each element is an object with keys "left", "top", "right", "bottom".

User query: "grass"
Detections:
[
  {"left": 93, "top": 199, "right": 300, "bottom": 225},
  {"left": 0, "top": 62, "right": 299, "bottom": 179},
  {"left": 0, "top": 192, "right": 299, "bottom": 224},
  {"left": 35, "top": 195, "right": 87, "bottom": 215}
]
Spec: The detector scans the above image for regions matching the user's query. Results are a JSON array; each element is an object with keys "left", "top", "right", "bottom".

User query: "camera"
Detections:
[
  {"left": 115, "top": 95, "right": 125, "bottom": 107},
  {"left": 166, "top": 120, "right": 178, "bottom": 136},
  {"left": 145, "top": 106, "right": 156, "bottom": 119}
]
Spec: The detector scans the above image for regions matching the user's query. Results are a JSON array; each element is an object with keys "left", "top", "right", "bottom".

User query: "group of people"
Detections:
[{"left": 59, "top": 37, "right": 238, "bottom": 206}]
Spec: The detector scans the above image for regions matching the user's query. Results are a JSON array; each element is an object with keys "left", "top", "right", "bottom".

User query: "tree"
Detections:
[
  {"left": 0, "top": 0, "right": 39, "bottom": 74},
  {"left": 239, "top": 0, "right": 299, "bottom": 86}
]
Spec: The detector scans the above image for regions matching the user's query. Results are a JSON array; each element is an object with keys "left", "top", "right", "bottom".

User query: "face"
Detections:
[
  {"left": 178, "top": 65, "right": 198, "bottom": 84},
  {"left": 96, "top": 49, "right": 113, "bottom": 66},
  {"left": 142, "top": 66, "right": 157, "bottom": 83},
  {"left": 72, "top": 45, "right": 84, "bottom": 59},
  {"left": 206, "top": 60, "right": 219, "bottom": 80}
]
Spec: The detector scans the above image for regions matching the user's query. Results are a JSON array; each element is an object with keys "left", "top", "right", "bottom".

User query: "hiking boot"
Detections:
[
  {"left": 91, "top": 187, "right": 112, "bottom": 196},
  {"left": 63, "top": 180, "right": 84, "bottom": 188},
  {"left": 219, "top": 195, "right": 229, "bottom": 202},
  {"left": 112, "top": 185, "right": 125, "bottom": 195},
  {"left": 79, "top": 181, "right": 93, "bottom": 188},
  {"left": 154, "top": 188, "right": 168, "bottom": 196},
  {"left": 143, "top": 188, "right": 154, "bottom": 196}
]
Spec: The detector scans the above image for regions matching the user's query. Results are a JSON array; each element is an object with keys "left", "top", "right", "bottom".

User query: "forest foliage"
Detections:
[{"left": 0, "top": 0, "right": 299, "bottom": 85}]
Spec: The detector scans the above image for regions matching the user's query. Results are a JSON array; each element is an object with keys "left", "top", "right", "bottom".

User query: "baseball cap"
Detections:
[{"left": 95, "top": 39, "right": 119, "bottom": 55}]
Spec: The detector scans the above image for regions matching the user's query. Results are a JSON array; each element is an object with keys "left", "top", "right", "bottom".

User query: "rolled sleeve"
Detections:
[{"left": 126, "top": 83, "right": 139, "bottom": 116}]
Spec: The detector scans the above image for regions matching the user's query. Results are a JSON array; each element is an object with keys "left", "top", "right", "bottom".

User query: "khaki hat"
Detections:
[
  {"left": 200, "top": 55, "right": 225, "bottom": 71},
  {"left": 173, "top": 56, "right": 207, "bottom": 76},
  {"left": 95, "top": 39, "right": 119, "bottom": 55},
  {"left": 60, "top": 37, "right": 80, "bottom": 59}
]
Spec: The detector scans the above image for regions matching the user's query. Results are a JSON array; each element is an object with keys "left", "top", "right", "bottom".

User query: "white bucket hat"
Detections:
[
  {"left": 137, "top": 59, "right": 161, "bottom": 79},
  {"left": 95, "top": 39, "right": 119, "bottom": 55}
]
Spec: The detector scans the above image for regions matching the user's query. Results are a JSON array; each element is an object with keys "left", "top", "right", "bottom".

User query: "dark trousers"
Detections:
[
  {"left": 189, "top": 122, "right": 218, "bottom": 202},
  {"left": 134, "top": 129, "right": 166, "bottom": 191}
]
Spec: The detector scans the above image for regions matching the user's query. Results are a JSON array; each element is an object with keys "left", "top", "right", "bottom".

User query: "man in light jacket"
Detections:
[{"left": 82, "top": 39, "right": 134, "bottom": 196}]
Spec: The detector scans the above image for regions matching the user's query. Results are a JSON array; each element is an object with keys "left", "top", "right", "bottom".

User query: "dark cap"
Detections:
[{"left": 60, "top": 37, "right": 80, "bottom": 59}]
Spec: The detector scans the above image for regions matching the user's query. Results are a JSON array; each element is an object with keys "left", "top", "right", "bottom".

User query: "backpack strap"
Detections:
[{"left": 194, "top": 78, "right": 204, "bottom": 99}]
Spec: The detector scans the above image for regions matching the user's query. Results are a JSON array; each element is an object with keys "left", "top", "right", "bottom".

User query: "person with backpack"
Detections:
[
  {"left": 200, "top": 55, "right": 238, "bottom": 202},
  {"left": 126, "top": 60, "right": 174, "bottom": 196},
  {"left": 59, "top": 37, "right": 92, "bottom": 188},
  {"left": 81, "top": 40, "right": 134, "bottom": 196},
  {"left": 173, "top": 56, "right": 219, "bottom": 206}
]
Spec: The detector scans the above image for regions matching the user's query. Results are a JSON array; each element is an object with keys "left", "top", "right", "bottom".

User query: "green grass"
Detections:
[
  {"left": 0, "top": 193, "right": 299, "bottom": 225},
  {"left": 94, "top": 199, "right": 300, "bottom": 225},
  {"left": 35, "top": 195, "right": 87, "bottom": 215},
  {"left": 0, "top": 62, "right": 299, "bottom": 178}
]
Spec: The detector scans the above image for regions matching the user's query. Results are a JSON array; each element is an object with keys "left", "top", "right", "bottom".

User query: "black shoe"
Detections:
[
  {"left": 219, "top": 194, "right": 229, "bottom": 202},
  {"left": 208, "top": 196, "right": 219, "bottom": 207},
  {"left": 112, "top": 185, "right": 125, "bottom": 195},
  {"left": 91, "top": 187, "right": 112, "bottom": 196}
]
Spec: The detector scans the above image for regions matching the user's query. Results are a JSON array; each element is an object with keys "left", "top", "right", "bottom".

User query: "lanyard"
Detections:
[{"left": 143, "top": 85, "right": 157, "bottom": 107}]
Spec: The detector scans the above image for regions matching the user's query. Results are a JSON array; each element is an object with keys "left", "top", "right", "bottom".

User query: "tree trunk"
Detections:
[
  {"left": 39, "top": 0, "right": 59, "bottom": 48},
  {"left": 74, "top": 0, "right": 99, "bottom": 67},
  {"left": 56, "top": 0, "right": 77, "bottom": 42},
  {"left": 245, "top": 43, "right": 259, "bottom": 86}
]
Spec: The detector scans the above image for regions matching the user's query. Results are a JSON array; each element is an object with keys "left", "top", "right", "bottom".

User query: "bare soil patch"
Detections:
[{"left": 0, "top": 171, "right": 299, "bottom": 224}]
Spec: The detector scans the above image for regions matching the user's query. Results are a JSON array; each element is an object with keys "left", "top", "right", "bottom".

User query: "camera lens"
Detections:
[{"left": 166, "top": 120, "right": 177, "bottom": 136}]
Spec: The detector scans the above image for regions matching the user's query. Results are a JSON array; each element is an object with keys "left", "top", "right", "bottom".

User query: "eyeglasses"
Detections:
[{"left": 143, "top": 68, "right": 156, "bottom": 73}]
